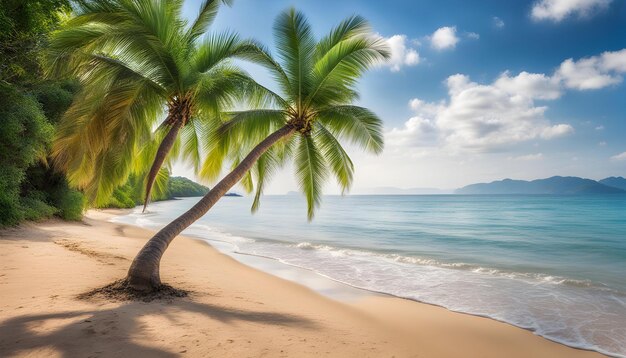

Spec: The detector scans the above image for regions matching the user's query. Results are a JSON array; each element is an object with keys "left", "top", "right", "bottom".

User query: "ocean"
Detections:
[{"left": 111, "top": 194, "right": 626, "bottom": 357}]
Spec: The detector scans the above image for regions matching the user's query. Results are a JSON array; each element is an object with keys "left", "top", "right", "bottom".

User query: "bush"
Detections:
[
  {"left": 0, "top": 84, "right": 53, "bottom": 226},
  {"left": 32, "top": 81, "right": 78, "bottom": 123},
  {"left": 54, "top": 188, "right": 85, "bottom": 220},
  {"left": 20, "top": 191, "right": 57, "bottom": 221}
]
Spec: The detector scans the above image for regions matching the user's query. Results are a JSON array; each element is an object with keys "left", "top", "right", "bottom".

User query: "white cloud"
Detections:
[
  {"left": 531, "top": 0, "right": 612, "bottom": 22},
  {"left": 382, "top": 47, "right": 625, "bottom": 185},
  {"left": 466, "top": 32, "right": 480, "bottom": 40},
  {"left": 376, "top": 34, "right": 420, "bottom": 72},
  {"left": 595, "top": 125, "right": 605, "bottom": 130},
  {"left": 386, "top": 116, "right": 438, "bottom": 149},
  {"left": 557, "top": 59, "right": 617, "bottom": 89},
  {"left": 540, "top": 124, "right": 575, "bottom": 139},
  {"left": 556, "top": 50, "right": 626, "bottom": 90},
  {"left": 611, "top": 152, "right": 626, "bottom": 161},
  {"left": 602, "top": 49, "right": 626, "bottom": 72},
  {"left": 389, "top": 73, "right": 574, "bottom": 152},
  {"left": 509, "top": 153, "right": 544, "bottom": 161},
  {"left": 493, "top": 17, "right": 505, "bottom": 28},
  {"left": 494, "top": 71, "right": 562, "bottom": 100},
  {"left": 430, "top": 26, "right": 459, "bottom": 50}
]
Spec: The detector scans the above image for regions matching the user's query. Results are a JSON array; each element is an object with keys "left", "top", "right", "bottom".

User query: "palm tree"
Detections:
[
  {"left": 126, "top": 8, "right": 389, "bottom": 291},
  {"left": 47, "top": 0, "right": 263, "bottom": 210}
]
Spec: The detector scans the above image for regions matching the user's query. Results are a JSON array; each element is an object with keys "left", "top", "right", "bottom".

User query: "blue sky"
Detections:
[{"left": 174, "top": 0, "right": 626, "bottom": 193}]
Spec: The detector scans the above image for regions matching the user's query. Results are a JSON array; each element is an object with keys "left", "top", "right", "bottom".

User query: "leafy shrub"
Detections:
[
  {"left": 0, "top": 84, "right": 53, "bottom": 226},
  {"left": 20, "top": 191, "right": 57, "bottom": 221},
  {"left": 53, "top": 186, "right": 85, "bottom": 220}
]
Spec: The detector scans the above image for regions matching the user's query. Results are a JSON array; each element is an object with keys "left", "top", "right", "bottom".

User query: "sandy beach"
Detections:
[{"left": 0, "top": 210, "right": 606, "bottom": 358}]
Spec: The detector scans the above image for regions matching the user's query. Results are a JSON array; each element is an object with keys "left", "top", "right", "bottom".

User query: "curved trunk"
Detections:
[
  {"left": 127, "top": 125, "right": 296, "bottom": 291},
  {"left": 142, "top": 120, "right": 183, "bottom": 213}
]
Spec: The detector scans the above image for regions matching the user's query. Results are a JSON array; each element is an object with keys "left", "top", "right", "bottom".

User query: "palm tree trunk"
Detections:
[
  {"left": 127, "top": 125, "right": 296, "bottom": 291},
  {"left": 142, "top": 120, "right": 183, "bottom": 213}
]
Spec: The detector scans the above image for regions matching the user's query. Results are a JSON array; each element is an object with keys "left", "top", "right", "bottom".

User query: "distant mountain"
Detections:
[
  {"left": 599, "top": 177, "right": 626, "bottom": 191},
  {"left": 168, "top": 177, "right": 241, "bottom": 198},
  {"left": 456, "top": 176, "right": 626, "bottom": 195}
]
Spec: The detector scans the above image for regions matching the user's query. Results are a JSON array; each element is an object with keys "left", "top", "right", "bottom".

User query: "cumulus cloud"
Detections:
[
  {"left": 494, "top": 71, "right": 562, "bottom": 100},
  {"left": 531, "top": 0, "right": 612, "bottom": 22},
  {"left": 388, "top": 73, "right": 574, "bottom": 152},
  {"left": 493, "top": 16, "right": 505, "bottom": 28},
  {"left": 386, "top": 48, "right": 625, "bottom": 154},
  {"left": 611, "top": 152, "right": 626, "bottom": 161},
  {"left": 540, "top": 124, "right": 575, "bottom": 138},
  {"left": 374, "top": 34, "right": 420, "bottom": 72},
  {"left": 509, "top": 153, "right": 544, "bottom": 161},
  {"left": 556, "top": 49, "right": 626, "bottom": 89},
  {"left": 430, "top": 27, "right": 459, "bottom": 50},
  {"left": 466, "top": 32, "right": 480, "bottom": 40}
]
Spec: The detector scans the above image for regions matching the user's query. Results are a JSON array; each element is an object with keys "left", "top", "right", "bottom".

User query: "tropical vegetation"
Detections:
[
  {"left": 1, "top": 0, "right": 388, "bottom": 294},
  {"left": 46, "top": 0, "right": 266, "bottom": 212},
  {"left": 0, "top": 0, "right": 85, "bottom": 226},
  {"left": 102, "top": 175, "right": 210, "bottom": 209},
  {"left": 125, "top": 8, "right": 389, "bottom": 291}
]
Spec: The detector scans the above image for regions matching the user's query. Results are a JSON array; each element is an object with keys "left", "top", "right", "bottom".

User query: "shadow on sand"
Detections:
[{"left": 0, "top": 293, "right": 317, "bottom": 357}]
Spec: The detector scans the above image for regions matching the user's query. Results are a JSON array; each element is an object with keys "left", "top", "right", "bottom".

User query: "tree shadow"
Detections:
[{"left": 0, "top": 297, "right": 317, "bottom": 357}]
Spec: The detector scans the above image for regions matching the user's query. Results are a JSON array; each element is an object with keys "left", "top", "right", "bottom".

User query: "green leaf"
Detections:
[
  {"left": 313, "top": 123, "right": 354, "bottom": 194},
  {"left": 294, "top": 134, "right": 327, "bottom": 220},
  {"left": 315, "top": 105, "right": 384, "bottom": 154}
]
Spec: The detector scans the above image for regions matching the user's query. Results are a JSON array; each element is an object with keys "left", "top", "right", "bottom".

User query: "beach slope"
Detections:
[{"left": 0, "top": 211, "right": 605, "bottom": 357}]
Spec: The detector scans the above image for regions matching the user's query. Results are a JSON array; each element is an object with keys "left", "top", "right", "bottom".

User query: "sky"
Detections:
[{"left": 174, "top": 0, "right": 626, "bottom": 194}]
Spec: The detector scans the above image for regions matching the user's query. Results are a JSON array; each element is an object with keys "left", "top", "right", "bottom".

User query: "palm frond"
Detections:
[
  {"left": 250, "top": 136, "right": 294, "bottom": 212},
  {"left": 294, "top": 134, "right": 328, "bottom": 220},
  {"left": 315, "top": 105, "right": 384, "bottom": 154},
  {"left": 313, "top": 123, "right": 354, "bottom": 194},
  {"left": 315, "top": 15, "right": 370, "bottom": 60},
  {"left": 186, "top": 0, "right": 233, "bottom": 43},
  {"left": 273, "top": 8, "right": 316, "bottom": 108},
  {"left": 308, "top": 36, "right": 389, "bottom": 107}
]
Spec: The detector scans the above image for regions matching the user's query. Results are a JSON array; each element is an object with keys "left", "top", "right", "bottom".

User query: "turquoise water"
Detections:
[{"left": 112, "top": 195, "right": 626, "bottom": 357}]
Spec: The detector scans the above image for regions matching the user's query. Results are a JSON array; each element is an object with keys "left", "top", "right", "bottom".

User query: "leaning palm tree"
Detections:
[
  {"left": 47, "top": 0, "right": 263, "bottom": 210},
  {"left": 126, "top": 8, "right": 389, "bottom": 291}
]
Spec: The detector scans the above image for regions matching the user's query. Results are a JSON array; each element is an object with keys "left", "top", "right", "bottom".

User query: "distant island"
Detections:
[
  {"left": 168, "top": 176, "right": 210, "bottom": 197},
  {"left": 103, "top": 176, "right": 240, "bottom": 208},
  {"left": 456, "top": 176, "right": 626, "bottom": 195},
  {"left": 169, "top": 177, "right": 242, "bottom": 198}
]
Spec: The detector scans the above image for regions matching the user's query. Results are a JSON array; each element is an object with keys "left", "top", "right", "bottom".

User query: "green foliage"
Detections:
[
  {"left": 99, "top": 175, "right": 209, "bottom": 209},
  {"left": 0, "top": 0, "right": 87, "bottom": 227},
  {"left": 47, "top": 0, "right": 265, "bottom": 207},
  {"left": 0, "top": 0, "right": 71, "bottom": 82},
  {"left": 32, "top": 80, "right": 79, "bottom": 123},
  {"left": 0, "top": 83, "right": 53, "bottom": 226},
  {"left": 168, "top": 176, "right": 210, "bottom": 197},
  {"left": 49, "top": 183, "right": 85, "bottom": 220},
  {"left": 20, "top": 191, "right": 57, "bottom": 221},
  {"left": 212, "top": 9, "right": 388, "bottom": 219}
]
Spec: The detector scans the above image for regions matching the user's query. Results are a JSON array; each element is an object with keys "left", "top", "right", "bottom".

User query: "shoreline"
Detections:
[
  {"left": 179, "top": 235, "right": 619, "bottom": 357},
  {"left": 0, "top": 210, "right": 607, "bottom": 357}
]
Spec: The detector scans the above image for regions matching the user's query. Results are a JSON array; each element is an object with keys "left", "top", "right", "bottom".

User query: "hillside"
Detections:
[
  {"left": 456, "top": 176, "right": 626, "bottom": 195},
  {"left": 168, "top": 176, "right": 209, "bottom": 197},
  {"left": 101, "top": 176, "right": 231, "bottom": 209},
  {"left": 599, "top": 177, "right": 626, "bottom": 191}
]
